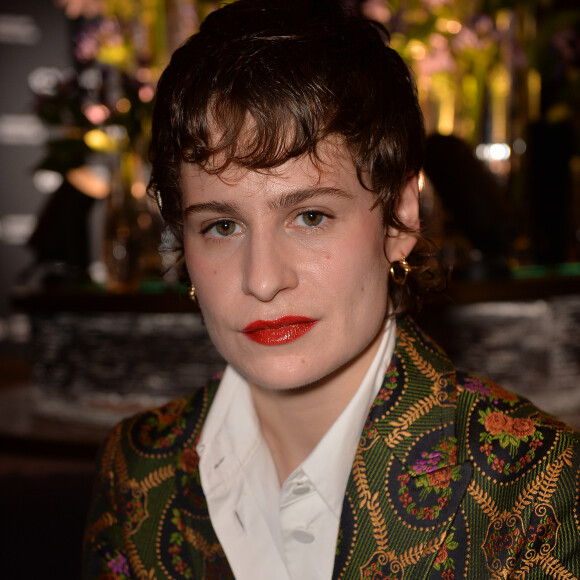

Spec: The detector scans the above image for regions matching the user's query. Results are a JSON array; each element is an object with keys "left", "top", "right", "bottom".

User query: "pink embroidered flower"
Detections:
[{"left": 107, "top": 553, "right": 129, "bottom": 575}]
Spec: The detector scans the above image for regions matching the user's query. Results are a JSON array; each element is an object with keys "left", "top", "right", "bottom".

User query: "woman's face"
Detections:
[{"left": 181, "top": 140, "right": 416, "bottom": 392}]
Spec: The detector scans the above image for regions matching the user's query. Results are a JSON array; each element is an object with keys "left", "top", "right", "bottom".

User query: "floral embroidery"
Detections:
[
  {"left": 360, "top": 552, "right": 401, "bottom": 579},
  {"left": 374, "top": 358, "right": 403, "bottom": 407},
  {"left": 397, "top": 464, "right": 462, "bottom": 521},
  {"left": 510, "top": 417, "right": 536, "bottom": 438},
  {"left": 137, "top": 399, "right": 189, "bottom": 449},
  {"left": 168, "top": 509, "right": 195, "bottom": 578},
  {"left": 411, "top": 437, "right": 457, "bottom": 476},
  {"left": 413, "top": 451, "right": 444, "bottom": 475},
  {"left": 392, "top": 435, "right": 463, "bottom": 523},
  {"left": 478, "top": 409, "right": 543, "bottom": 476},
  {"left": 524, "top": 504, "right": 559, "bottom": 553},
  {"left": 116, "top": 481, "right": 147, "bottom": 533},
  {"left": 481, "top": 504, "right": 559, "bottom": 577},
  {"left": 99, "top": 551, "right": 130, "bottom": 579},
  {"left": 432, "top": 529, "right": 458, "bottom": 579},
  {"left": 179, "top": 447, "right": 198, "bottom": 473},
  {"left": 428, "top": 466, "right": 452, "bottom": 488},
  {"left": 484, "top": 411, "right": 513, "bottom": 435},
  {"left": 383, "top": 362, "right": 400, "bottom": 390},
  {"left": 463, "top": 375, "right": 518, "bottom": 405}
]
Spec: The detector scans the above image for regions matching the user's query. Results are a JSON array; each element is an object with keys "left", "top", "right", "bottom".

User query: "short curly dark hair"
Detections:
[{"left": 149, "top": 0, "right": 430, "bottom": 313}]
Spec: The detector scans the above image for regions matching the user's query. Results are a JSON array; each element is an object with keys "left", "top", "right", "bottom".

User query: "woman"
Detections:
[{"left": 83, "top": 0, "right": 580, "bottom": 578}]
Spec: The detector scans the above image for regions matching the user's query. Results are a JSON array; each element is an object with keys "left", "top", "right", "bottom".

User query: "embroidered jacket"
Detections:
[{"left": 83, "top": 317, "right": 580, "bottom": 579}]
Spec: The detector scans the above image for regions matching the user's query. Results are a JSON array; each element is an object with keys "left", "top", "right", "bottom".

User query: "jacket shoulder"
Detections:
[{"left": 454, "top": 368, "right": 580, "bottom": 483}]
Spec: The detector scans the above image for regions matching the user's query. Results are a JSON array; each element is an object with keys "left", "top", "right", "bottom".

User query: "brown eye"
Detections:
[
  {"left": 214, "top": 220, "right": 237, "bottom": 236},
  {"left": 299, "top": 211, "right": 325, "bottom": 227}
]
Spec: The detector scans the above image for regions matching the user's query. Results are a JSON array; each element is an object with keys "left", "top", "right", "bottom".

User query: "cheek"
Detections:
[
  {"left": 184, "top": 237, "right": 219, "bottom": 281},
  {"left": 314, "top": 238, "right": 387, "bottom": 302}
]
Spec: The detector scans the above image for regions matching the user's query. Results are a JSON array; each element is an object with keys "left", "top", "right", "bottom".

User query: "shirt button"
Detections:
[
  {"left": 293, "top": 483, "right": 312, "bottom": 495},
  {"left": 291, "top": 528, "right": 315, "bottom": 543}
]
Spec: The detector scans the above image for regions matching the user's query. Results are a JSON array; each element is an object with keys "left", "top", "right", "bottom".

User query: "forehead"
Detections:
[{"left": 180, "top": 138, "right": 364, "bottom": 199}]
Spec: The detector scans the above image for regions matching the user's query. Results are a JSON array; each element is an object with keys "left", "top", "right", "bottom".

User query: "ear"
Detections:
[{"left": 384, "top": 176, "right": 420, "bottom": 262}]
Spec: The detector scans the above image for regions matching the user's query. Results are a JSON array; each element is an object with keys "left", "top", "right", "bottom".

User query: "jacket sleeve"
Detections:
[{"left": 82, "top": 424, "right": 133, "bottom": 579}]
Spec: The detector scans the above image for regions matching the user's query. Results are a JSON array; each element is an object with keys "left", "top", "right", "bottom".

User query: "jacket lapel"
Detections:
[
  {"left": 171, "top": 380, "right": 236, "bottom": 579},
  {"left": 333, "top": 317, "right": 473, "bottom": 579}
]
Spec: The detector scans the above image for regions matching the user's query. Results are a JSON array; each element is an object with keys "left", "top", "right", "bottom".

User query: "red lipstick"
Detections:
[{"left": 242, "top": 316, "right": 317, "bottom": 345}]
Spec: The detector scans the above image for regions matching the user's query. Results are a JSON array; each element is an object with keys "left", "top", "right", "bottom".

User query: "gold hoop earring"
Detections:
[
  {"left": 188, "top": 285, "right": 197, "bottom": 302},
  {"left": 390, "top": 257, "right": 411, "bottom": 286}
]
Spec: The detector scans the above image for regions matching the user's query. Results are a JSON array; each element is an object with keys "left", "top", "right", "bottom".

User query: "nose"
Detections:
[{"left": 241, "top": 229, "right": 298, "bottom": 302}]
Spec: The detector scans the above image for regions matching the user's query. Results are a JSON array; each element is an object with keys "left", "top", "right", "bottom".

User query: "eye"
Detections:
[
  {"left": 297, "top": 210, "right": 327, "bottom": 227},
  {"left": 203, "top": 219, "right": 240, "bottom": 237}
]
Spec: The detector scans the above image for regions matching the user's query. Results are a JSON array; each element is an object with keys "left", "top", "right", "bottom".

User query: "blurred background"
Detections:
[{"left": 0, "top": 0, "right": 579, "bottom": 577}]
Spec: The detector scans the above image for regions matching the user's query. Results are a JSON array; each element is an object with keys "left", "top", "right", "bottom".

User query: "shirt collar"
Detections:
[
  {"left": 300, "top": 317, "right": 396, "bottom": 517},
  {"left": 197, "top": 318, "right": 397, "bottom": 510},
  {"left": 197, "top": 364, "right": 264, "bottom": 494}
]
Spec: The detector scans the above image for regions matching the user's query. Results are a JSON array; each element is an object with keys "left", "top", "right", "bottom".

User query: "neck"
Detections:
[{"left": 248, "top": 326, "right": 385, "bottom": 483}]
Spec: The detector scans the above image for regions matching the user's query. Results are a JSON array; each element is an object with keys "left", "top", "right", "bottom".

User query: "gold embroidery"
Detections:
[
  {"left": 140, "top": 465, "right": 176, "bottom": 493},
  {"left": 385, "top": 394, "right": 438, "bottom": 448},
  {"left": 83, "top": 512, "right": 117, "bottom": 544},
  {"left": 368, "top": 491, "right": 389, "bottom": 553},
  {"left": 513, "top": 475, "right": 544, "bottom": 514},
  {"left": 538, "top": 555, "right": 578, "bottom": 579},
  {"left": 537, "top": 445, "right": 573, "bottom": 505},
  {"left": 183, "top": 524, "right": 223, "bottom": 559},
  {"left": 398, "top": 330, "right": 448, "bottom": 396},
  {"left": 352, "top": 448, "right": 372, "bottom": 508},
  {"left": 398, "top": 533, "right": 444, "bottom": 567},
  {"left": 515, "top": 552, "right": 578, "bottom": 580},
  {"left": 467, "top": 480, "right": 500, "bottom": 521},
  {"left": 123, "top": 534, "right": 150, "bottom": 579}
]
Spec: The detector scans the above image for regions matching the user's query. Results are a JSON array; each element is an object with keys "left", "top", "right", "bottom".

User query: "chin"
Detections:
[{"left": 235, "top": 357, "right": 334, "bottom": 392}]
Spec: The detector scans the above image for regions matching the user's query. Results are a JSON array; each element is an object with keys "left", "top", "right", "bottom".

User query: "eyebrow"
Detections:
[{"left": 183, "top": 186, "right": 354, "bottom": 217}]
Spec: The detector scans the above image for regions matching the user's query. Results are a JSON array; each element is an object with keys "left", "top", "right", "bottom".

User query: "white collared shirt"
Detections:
[{"left": 196, "top": 319, "right": 396, "bottom": 580}]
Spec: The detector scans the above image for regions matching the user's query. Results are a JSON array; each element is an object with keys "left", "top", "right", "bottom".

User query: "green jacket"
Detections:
[{"left": 83, "top": 317, "right": 580, "bottom": 579}]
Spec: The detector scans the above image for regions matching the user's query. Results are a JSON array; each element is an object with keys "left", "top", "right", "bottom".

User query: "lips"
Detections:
[{"left": 242, "top": 316, "right": 317, "bottom": 345}]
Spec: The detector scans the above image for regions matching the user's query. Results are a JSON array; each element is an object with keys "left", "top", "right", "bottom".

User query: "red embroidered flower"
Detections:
[
  {"left": 480, "top": 443, "right": 493, "bottom": 455},
  {"left": 485, "top": 412, "right": 513, "bottom": 435},
  {"left": 427, "top": 466, "right": 451, "bottom": 489},
  {"left": 434, "top": 545, "right": 448, "bottom": 565},
  {"left": 180, "top": 448, "right": 198, "bottom": 473},
  {"left": 509, "top": 417, "right": 536, "bottom": 438}
]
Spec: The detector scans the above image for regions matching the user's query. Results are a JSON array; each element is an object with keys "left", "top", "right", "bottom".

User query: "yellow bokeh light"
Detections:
[
  {"left": 408, "top": 40, "right": 427, "bottom": 61},
  {"left": 84, "top": 129, "right": 112, "bottom": 151},
  {"left": 435, "top": 18, "right": 461, "bottom": 34},
  {"left": 446, "top": 20, "right": 462, "bottom": 34},
  {"left": 496, "top": 10, "right": 512, "bottom": 32}
]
